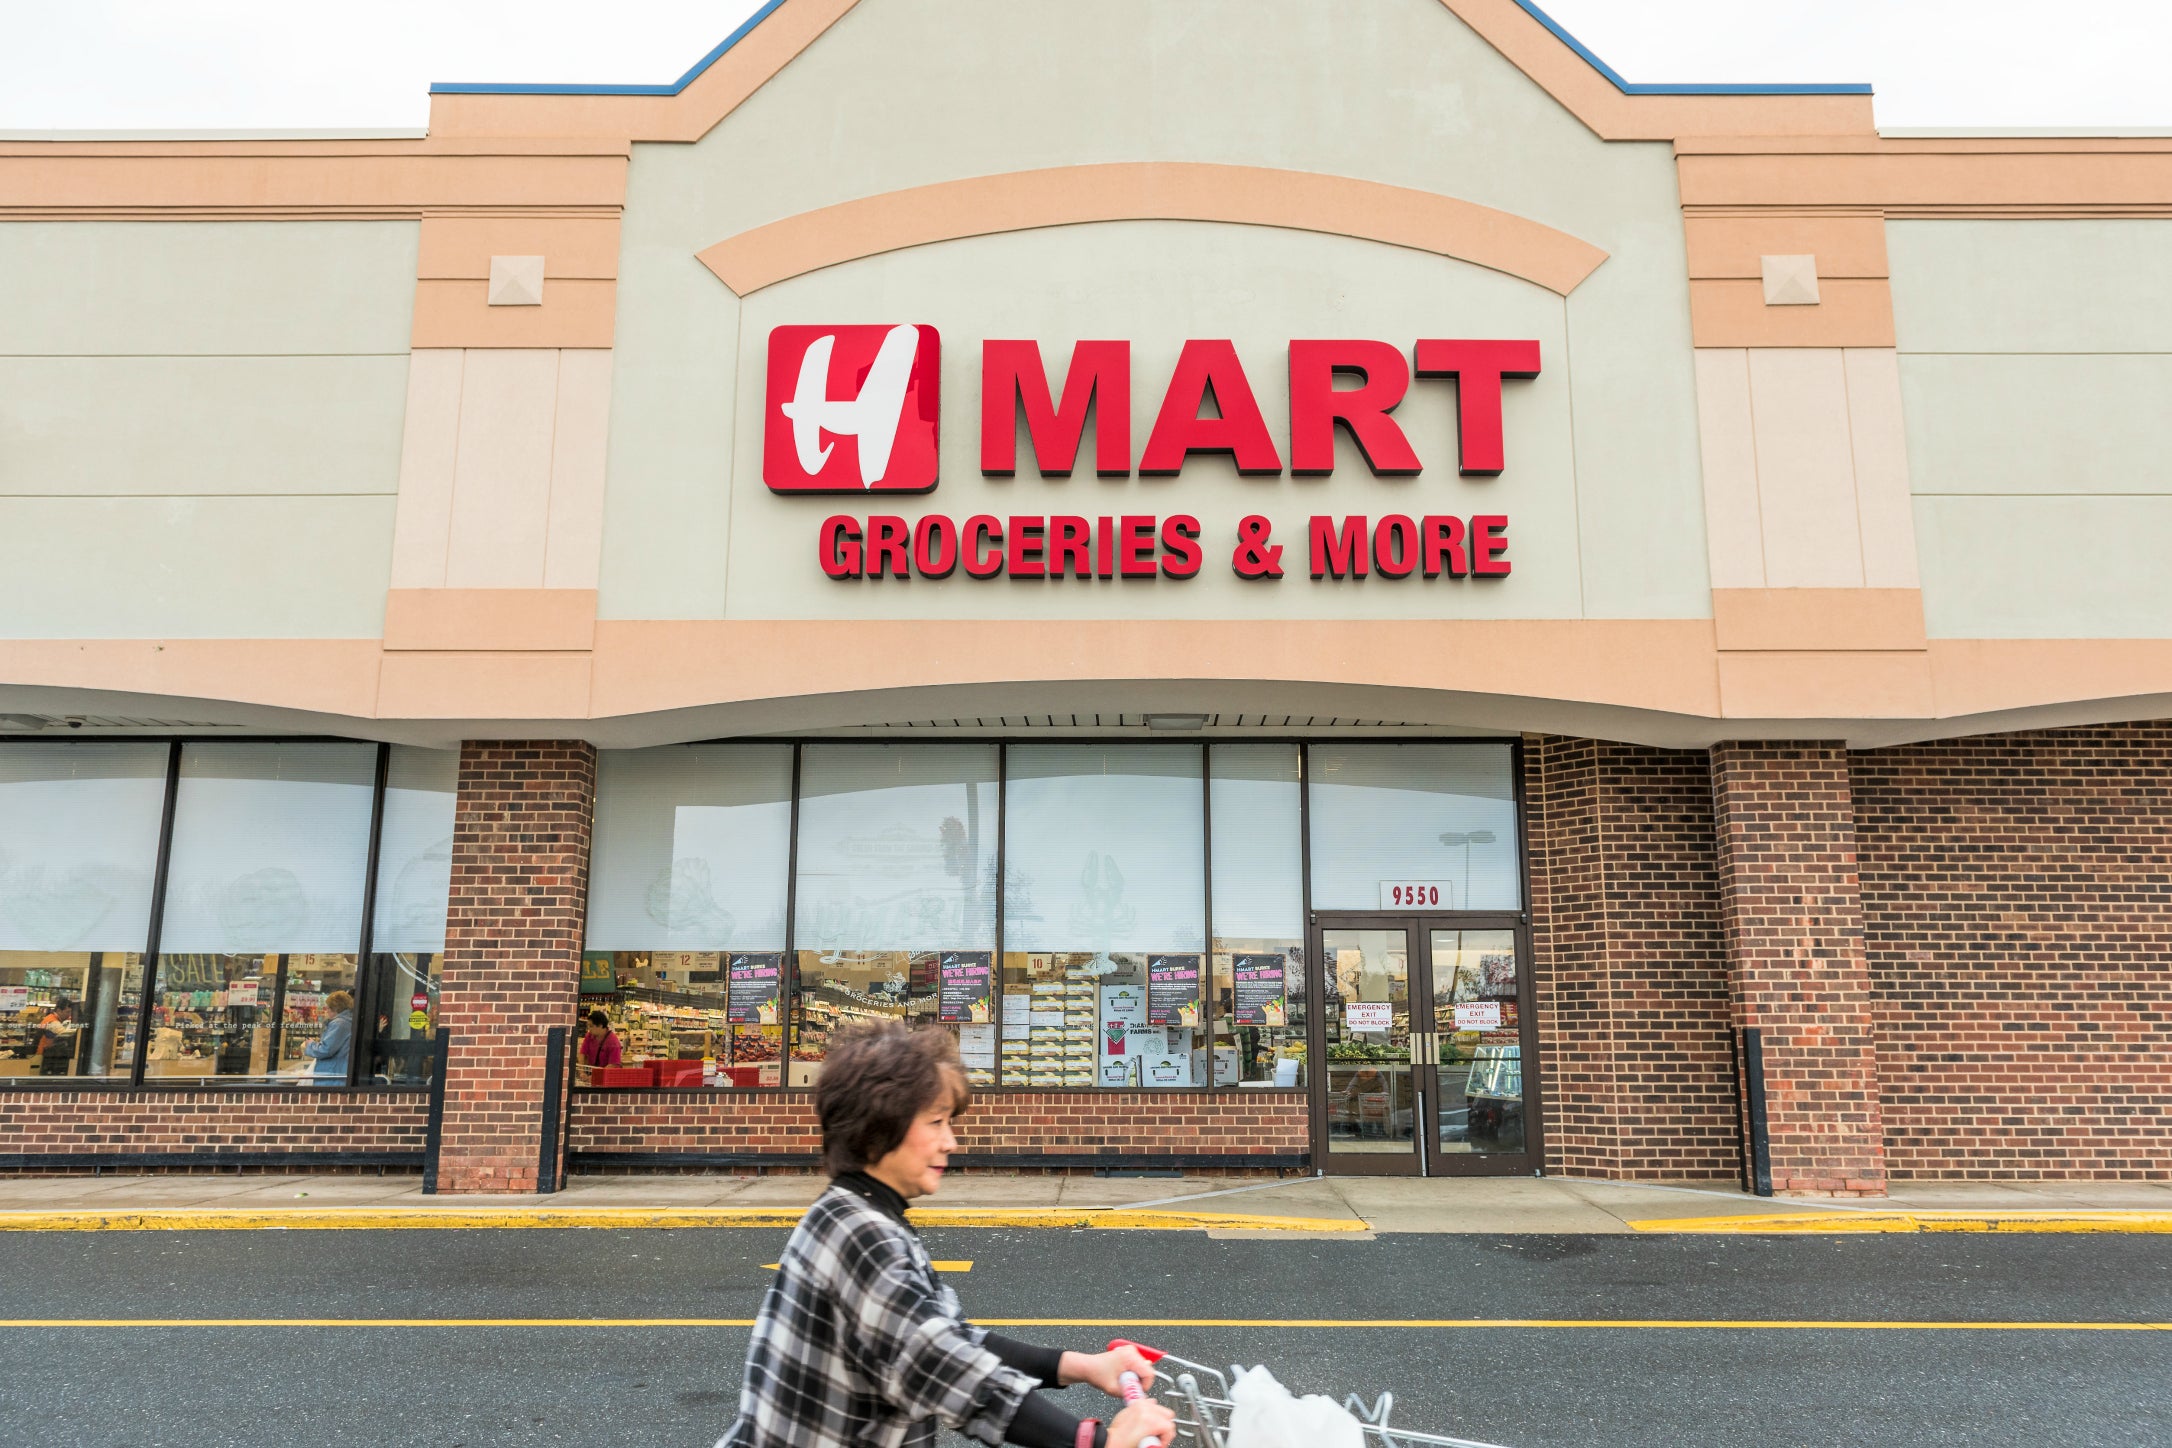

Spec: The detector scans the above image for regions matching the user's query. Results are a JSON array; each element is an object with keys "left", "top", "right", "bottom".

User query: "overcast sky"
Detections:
[{"left": 2, "top": 0, "right": 2160, "bottom": 133}]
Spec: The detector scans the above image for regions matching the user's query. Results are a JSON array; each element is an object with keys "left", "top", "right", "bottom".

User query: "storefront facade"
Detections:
[{"left": 3, "top": 0, "right": 2169, "bottom": 1194}]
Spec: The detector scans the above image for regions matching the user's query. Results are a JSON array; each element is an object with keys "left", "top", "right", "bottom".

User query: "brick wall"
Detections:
[
  {"left": 1710, "top": 741, "right": 1886, "bottom": 1196},
  {"left": 1854, "top": 724, "right": 2172, "bottom": 1181},
  {"left": 0, "top": 1090, "right": 425, "bottom": 1171},
  {"left": 1527, "top": 737, "right": 1738, "bottom": 1181},
  {"left": 438, "top": 741, "right": 597, "bottom": 1193},
  {"left": 569, "top": 1089, "right": 1310, "bottom": 1169}
]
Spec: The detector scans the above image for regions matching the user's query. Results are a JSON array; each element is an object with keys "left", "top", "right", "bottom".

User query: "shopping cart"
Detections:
[{"left": 1110, "top": 1340, "right": 1514, "bottom": 1448}]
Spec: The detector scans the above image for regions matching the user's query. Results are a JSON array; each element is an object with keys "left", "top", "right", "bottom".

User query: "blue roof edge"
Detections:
[
  {"left": 1512, "top": 0, "right": 1871, "bottom": 96},
  {"left": 430, "top": 0, "right": 789, "bottom": 96},
  {"left": 428, "top": 0, "right": 1872, "bottom": 101}
]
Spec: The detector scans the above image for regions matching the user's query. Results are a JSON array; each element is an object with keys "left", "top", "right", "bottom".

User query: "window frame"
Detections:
[
  {"left": 4, "top": 734, "right": 1528, "bottom": 1096},
  {"left": 0, "top": 736, "right": 437, "bottom": 1093},
  {"left": 577, "top": 735, "right": 1528, "bottom": 1097}
]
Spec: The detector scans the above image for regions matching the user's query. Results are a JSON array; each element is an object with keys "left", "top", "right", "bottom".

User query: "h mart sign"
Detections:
[{"left": 762, "top": 328, "right": 1540, "bottom": 492}]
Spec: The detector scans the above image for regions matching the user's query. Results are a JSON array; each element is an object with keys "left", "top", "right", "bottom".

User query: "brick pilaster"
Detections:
[
  {"left": 1528, "top": 736, "right": 1737, "bottom": 1180},
  {"left": 1709, "top": 741, "right": 1886, "bottom": 1197},
  {"left": 438, "top": 740, "right": 596, "bottom": 1194}
]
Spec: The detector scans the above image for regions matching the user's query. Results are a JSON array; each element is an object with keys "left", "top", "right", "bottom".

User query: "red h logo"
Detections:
[{"left": 763, "top": 324, "right": 941, "bottom": 493}]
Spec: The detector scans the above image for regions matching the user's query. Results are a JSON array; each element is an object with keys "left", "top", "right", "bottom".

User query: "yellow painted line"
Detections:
[
  {"left": 978, "top": 1318, "right": 2172, "bottom": 1332},
  {"left": 0, "top": 1318, "right": 763, "bottom": 1328},
  {"left": 1631, "top": 1211, "right": 2172, "bottom": 1235},
  {"left": 0, "top": 1316, "right": 2162, "bottom": 1332},
  {"left": 0, "top": 1207, "right": 1364, "bottom": 1234}
]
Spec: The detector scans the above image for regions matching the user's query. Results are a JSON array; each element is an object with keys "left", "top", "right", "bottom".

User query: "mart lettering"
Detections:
[{"left": 982, "top": 337, "right": 1540, "bottom": 478}]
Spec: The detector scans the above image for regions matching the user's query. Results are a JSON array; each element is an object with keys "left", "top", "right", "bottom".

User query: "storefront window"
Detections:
[
  {"left": 584, "top": 745, "right": 792, "bottom": 1089},
  {"left": 1307, "top": 743, "right": 1521, "bottom": 911},
  {"left": 1207, "top": 744, "right": 1307, "bottom": 1089},
  {"left": 791, "top": 744, "right": 999, "bottom": 1087},
  {"left": 1003, "top": 745, "right": 1205, "bottom": 1089},
  {"left": 147, "top": 743, "right": 375, "bottom": 1084},
  {"left": 363, "top": 747, "right": 455, "bottom": 1085},
  {"left": 0, "top": 743, "right": 167, "bottom": 1080}
]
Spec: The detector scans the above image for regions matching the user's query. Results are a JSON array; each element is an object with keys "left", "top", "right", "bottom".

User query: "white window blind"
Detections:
[
  {"left": 1208, "top": 743, "right": 1303, "bottom": 939},
  {"left": 586, "top": 744, "right": 792, "bottom": 950},
  {"left": 1307, "top": 743, "right": 1521, "bottom": 911},
  {"left": 795, "top": 744, "right": 998, "bottom": 953},
  {"left": 1003, "top": 744, "right": 1204, "bottom": 953},
  {"left": 158, "top": 742, "right": 377, "bottom": 953},
  {"left": 370, "top": 746, "right": 456, "bottom": 953},
  {"left": 0, "top": 741, "right": 169, "bottom": 951}
]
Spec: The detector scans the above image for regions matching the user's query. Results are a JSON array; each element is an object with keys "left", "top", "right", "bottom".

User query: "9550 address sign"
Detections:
[{"left": 1379, "top": 880, "right": 1453, "bottom": 909}]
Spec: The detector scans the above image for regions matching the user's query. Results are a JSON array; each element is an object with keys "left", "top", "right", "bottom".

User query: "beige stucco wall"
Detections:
[
  {"left": 1892, "top": 219, "right": 2172, "bottom": 639},
  {"left": 599, "top": 0, "right": 1708, "bottom": 623},
  {"left": 0, "top": 220, "right": 413, "bottom": 638}
]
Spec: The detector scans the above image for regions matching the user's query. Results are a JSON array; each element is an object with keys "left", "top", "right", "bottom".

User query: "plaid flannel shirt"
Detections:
[{"left": 718, "top": 1182, "right": 1038, "bottom": 1448}]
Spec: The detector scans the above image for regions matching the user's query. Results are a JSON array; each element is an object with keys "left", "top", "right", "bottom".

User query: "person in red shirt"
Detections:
[{"left": 578, "top": 1009, "right": 623, "bottom": 1079}]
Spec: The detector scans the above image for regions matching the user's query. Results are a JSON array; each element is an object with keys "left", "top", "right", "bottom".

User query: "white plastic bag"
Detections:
[{"left": 1226, "top": 1364, "right": 1364, "bottom": 1448}]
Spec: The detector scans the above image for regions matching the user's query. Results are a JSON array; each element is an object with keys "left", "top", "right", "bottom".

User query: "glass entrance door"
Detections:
[
  {"left": 1319, "top": 925, "right": 1419, "bottom": 1175},
  {"left": 1427, "top": 927, "right": 1529, "bottom": 1165},
  {"left": 1313, "top": 917, "right": 1537, "bottom": 1176}
]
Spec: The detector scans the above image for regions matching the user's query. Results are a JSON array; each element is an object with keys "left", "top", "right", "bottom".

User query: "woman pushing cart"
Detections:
[
  {"left": 718, "top": 1021, "right": 1496, "bottom": 1448},
  {"left": 718, "top": 1022, "right": 1174, "bottom": 1448}
]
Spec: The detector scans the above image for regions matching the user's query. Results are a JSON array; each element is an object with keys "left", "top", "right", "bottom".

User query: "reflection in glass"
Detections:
[
  {"left": 1431, "top": 929, "right": 1523, "bottom": 1154},
  {"left": 792, "top": 745, "right": 998, "bottom": 1086},
  {"left": 1308, "top": 744, "right": 1520, "bottom": 910},
  {"left": 152, "top": 743, "right": 376, "bottom": 1083},
  {"left": 1321, "top": 928, "right": 1415, "bottom": 1155},
  {"left": 586, "top": 745, "right": 792, "bottom": 952},
  {"left": 583, "top": 746, "right": 794, "bottom": 1089},
  {"left": 1004, "top": 746, "right": 1205, "bottom": 1089},
  {"left": 159, "top": 744, "right": 377, "bottom": 955},
  {"left": 365, "top": 747, "right": 455, "bottom": 1085},
  {"left": 1208, "top": 745, "right": 1307, "bottom": 1088},
  {"left": 0, "top": 742, "right": 169, "bottom": 1078},
  {"left": 364, "top": 953, "right": 441, "bottom": 1085}
]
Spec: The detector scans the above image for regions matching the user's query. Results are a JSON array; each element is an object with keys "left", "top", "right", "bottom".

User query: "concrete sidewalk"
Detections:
[{"left": 1, "top": 1171, "right": 2169, "bottom": 1233}]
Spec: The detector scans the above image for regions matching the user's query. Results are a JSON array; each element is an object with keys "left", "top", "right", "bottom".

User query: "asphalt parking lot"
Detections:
[{"left": 4, "top": 1226, "right": 2167, "bottom": 1447}]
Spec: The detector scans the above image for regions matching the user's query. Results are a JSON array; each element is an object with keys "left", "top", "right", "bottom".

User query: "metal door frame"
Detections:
[
  {"left": 1309, "top": 912, "right": 1542, "bottom": 1178},
  {"left": 1412, "top": 915, "right": 1540, "bottom": 1178},
  {"left": 1310, "top": 914, "right": 1426, "bottom": 1177}
]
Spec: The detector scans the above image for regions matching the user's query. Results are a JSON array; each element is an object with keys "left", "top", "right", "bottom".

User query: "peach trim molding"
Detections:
[
  {"left": 1688, "top": 277, "right": 1896, "bottom": 348},
  {"left": 697, "top": 163, "right": 1611, "bottom": 298},
  {"left": 6, "top": 625, "right": 2172, "bottom": 742},
  {"left": 383, "top": 589, "right": 599, "bottom": 653},
  {"left": 1712, "top": 589, "right": 1926, "bottom": 654},
  {"left": 409, "top": 277, "right": 619, "bottom": 349}
]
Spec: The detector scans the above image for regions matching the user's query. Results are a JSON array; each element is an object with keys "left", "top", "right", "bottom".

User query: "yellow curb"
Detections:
[
  {"left": 913, "top": 1207, "right": 1366, "bottom": 1232},
  {"left": 1630, "top": 1211, "right": 2172, "bottom": 1235},
  {"left": 0, "top": 1206, "right": 1368, "bottom": 1234}
]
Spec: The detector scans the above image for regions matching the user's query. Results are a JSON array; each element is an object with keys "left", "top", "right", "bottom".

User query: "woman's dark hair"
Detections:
[
  {"left": 816, "top": 1023, "right": 971, "bottom": 1175},
  {"left": 587, "top": 1010, "right": 610, "bottom": 1028}
]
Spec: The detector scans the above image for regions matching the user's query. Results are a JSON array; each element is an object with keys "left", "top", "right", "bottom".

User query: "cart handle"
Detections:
[{"left": 1107, "top": 1338, "right": 1166, "bottom": 1363}]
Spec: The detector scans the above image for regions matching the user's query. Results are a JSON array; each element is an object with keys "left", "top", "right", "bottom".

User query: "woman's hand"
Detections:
[
  {"left": 1107, "top": 1397, "right": 1178, "bottom": 1448},
  {"left": 1057, "top": 1344, "right": 1156, "bottom": 1397}
]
